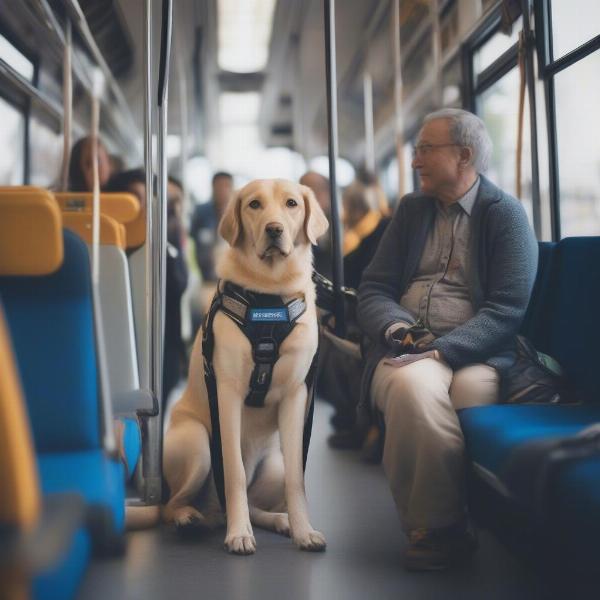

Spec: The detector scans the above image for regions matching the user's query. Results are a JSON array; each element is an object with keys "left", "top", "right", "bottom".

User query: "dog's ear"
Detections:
[
  {"left": 301, "top": 185, "right": 329, "bottom": 245},
  {"left": 218, "top": 191, "right": 243, "bottom": 247}
]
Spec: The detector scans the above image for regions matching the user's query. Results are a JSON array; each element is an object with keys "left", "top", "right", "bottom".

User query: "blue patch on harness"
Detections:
[{"left": 248, "top": 307, "right": 288, "bottom": 322}]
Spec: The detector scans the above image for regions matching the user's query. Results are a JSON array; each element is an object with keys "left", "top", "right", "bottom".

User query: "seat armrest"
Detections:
[{"left": 113, "top": 388, "right": 158, "bottom": 417}]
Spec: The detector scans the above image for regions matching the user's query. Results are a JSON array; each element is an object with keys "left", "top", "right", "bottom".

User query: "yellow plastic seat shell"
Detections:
[
  {"left": 0, "top": 305, "right": 41, "bottom": 532},
  {"left": 0, "top": 189, "right": 64, "bottom": 276},
  {"left": 62, "top": 211, "right": 127, "bottom": 249},
  {"left": 55, "top": 192, "right": 140, "bottom": 225}
]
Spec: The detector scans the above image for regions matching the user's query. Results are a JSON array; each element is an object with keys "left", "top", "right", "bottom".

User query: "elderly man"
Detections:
[{"left": 357, "top": 109, "right": 538, "bottom": 571}]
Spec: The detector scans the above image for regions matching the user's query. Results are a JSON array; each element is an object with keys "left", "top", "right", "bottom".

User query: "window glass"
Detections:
[
  {"left": 0, "top": 34, "right": 34, "bottom": 81},
  {"left": 554, "top": 50, "right": 600, "bottom": 237},
  {"left": 29, "top": 115, "right": 62, "bottom": 187},
  {"left": 0, "top": 96, "right": 25, "bottom": 184},
  {"left": 381, "top": 142, "right": 415, "bottom": 205},
  {"left": 477, "top": 67, "right": 533, "bottom": 225},
  {"left": 473, "top": 18, "right": 521, "bottom": 78},
  {"left": 551, "top": 0, "right": 600, "bottom": 60}
]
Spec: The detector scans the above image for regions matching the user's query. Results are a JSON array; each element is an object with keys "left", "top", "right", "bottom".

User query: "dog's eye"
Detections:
[
  {"left": 286, "top": 199, "right": 298, "bottom": 208},
  {"left": 249, "top": 199, "right": 261, "bottom": 209}
]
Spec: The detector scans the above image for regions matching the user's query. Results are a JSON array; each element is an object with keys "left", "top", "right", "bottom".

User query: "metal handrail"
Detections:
[
  {"left": 60, "top": 0, "right": 140, "bottom": 139},
  {"left": 324, "top": 0, "right": 345, "bottom": 338}
]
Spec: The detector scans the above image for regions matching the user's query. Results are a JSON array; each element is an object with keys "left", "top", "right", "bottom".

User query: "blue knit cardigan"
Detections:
[{"left": 356, "top": 175, "right": 538, "bottom": 408}]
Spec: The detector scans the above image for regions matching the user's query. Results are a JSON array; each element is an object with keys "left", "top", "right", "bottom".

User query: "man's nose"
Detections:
[{"left": 266, "top": 222, "right": 284, "bottom": 239}]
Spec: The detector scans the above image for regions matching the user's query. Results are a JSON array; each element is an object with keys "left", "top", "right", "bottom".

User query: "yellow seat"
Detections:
[
  {"left": 124, "top": 210, "right": 146, "bottom": 249},
  {"left": 55, "top": 192, "right": 140, "bottom": 225},
  {"left": 0, "top": 189, "right": 63, "bottom": 276},
  {"left": 62, "top": 211, "right": 126, "bottom": 249},
  {"left": 0, "top": 305, "right": 42, "bottom": 598}
]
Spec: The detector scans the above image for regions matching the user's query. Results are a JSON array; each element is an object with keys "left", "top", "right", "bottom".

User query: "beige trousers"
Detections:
[{"left": 371, "top": 357, "right": 499, "bottom": 532}]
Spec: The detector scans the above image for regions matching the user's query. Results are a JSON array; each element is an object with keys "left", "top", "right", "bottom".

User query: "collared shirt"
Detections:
[{"left": 399, "top": 177, "right": 480, "bottom": 336}]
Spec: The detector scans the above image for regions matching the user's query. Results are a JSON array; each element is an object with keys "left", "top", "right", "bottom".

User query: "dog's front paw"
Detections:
[
  {"left": 224, "top": 534, "right": 257, "bottom": 555},
  {"left": 293, "top": 529, "right": 326, "bottom": 552}
]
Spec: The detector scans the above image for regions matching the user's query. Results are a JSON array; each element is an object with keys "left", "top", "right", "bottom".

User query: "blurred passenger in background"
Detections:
[
  {"left": 163, "top": 176, "right": 189, "bottom": 410},
  {"left": 106, "top": 169, "right": 189, "bottom": 411},
  {"left": 299, "top": 171, "right": 333, "bottom": 279},
  {"left": 318, "top": 170, "right": 391, "bottom": 457},
  {"left": 189, "top": 171, "right": 233, "bottom": 283},
  {"left": 342, "top": 171, "right": 391, "bottom": 289},
  {"left": 188, "top": 171, "right": 233, "bottom": 335},
  {"left": 68, "top": 135, "right": 112, "bottom": 192}
]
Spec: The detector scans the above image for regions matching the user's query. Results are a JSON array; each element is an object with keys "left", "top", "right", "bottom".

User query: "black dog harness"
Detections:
[{"left": 202, "top": 280, "right": 317, "bottom": 508}]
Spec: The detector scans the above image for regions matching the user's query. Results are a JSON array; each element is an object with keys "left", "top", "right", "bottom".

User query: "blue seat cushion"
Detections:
[
  {"left": 459, "top": 404, "right": 600, "bottom": 477},
  {"left": 121, "top": 417, "right": 141, "bottom": 480},
  {"left": 38, "top": 449, "right": 125, "bottom": 532},
  {"left": 33, "top": 527, "right": 90, "bottom": 600},
  {"left": 0, "top": 231, "right": 100, "bottom": 451}
]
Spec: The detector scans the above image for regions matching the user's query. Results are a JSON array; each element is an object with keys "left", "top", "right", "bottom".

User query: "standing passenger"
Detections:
[
  {"left": 357, "top": 109, "right": 538, "bottom": 570},
  {"left": 189, "top": 171, "right": 233, "bottom": 283}
]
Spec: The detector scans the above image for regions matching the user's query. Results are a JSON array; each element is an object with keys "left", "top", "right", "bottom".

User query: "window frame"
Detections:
[
  {"left": 462, "top": 5, "right": 543, "bottom": 237},
  {"left": 534, "top": 0, "right": 600, "bottom": 240}
]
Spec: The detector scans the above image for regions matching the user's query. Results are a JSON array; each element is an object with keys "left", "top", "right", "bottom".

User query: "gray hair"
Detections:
[{"left": 423, "top": 108, "right": 492, "bottom": 173}]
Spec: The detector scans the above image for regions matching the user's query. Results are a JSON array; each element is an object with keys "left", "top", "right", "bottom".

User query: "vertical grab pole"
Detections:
[
  {"left": 141, "top": 0, "right": 162, "bottom": 504},
  {"left": 60, "top": 19, "right": 72, "bottom": 192},
  {"left": 363, "top": 71, "right": 375, "bottom": 172},
  {"left": 324, "top": 0, "right": 345, "bottom": 337},
  {"left": 90, "top": 68, "right": 116, "bottom": 454},
  {"left": 521, "top": 0, "right": 541, "bottom": 238},
  {"left": 143, "top": 0, "right": 153, "bottom": 394},
  {"left": 155, "top": 0, "right": 173, "bottom": 408},
  {"left": 393, "top": 0, "right": 406, "bottom": 198}
]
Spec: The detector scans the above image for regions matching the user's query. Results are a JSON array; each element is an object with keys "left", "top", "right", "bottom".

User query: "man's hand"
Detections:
[{"left": 387, "top": 322, "right": 436, "bottom": 354}]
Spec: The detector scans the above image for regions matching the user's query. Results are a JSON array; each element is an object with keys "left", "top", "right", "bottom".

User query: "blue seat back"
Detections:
[
  {"left": 0, "top": 231, "right": 101, "bottom": 451},
  {"left": 549, "top": 238, "right": 600, "bottom": 403},
  {"left": 521, "top": 238, "right": 600, "bottom": 403}
]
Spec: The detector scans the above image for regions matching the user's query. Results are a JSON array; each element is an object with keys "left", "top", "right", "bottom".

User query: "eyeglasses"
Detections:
[{"left": 412, "top": 143, "right": 461, "bottom": 159}]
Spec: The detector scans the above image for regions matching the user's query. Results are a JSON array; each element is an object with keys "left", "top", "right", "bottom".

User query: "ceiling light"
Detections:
[{"left": 218, "top": 0, "right": 276, "bottom": 73}]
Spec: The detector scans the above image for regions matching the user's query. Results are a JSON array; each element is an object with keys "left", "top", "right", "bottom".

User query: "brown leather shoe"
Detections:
[{"left": 404, "top": 524, "right": 478, "bottom": 571}]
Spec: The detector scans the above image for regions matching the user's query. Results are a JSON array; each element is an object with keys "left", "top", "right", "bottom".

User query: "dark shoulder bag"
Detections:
[{"left": 500, "top": 335, "right": 573, "bottom": 404}]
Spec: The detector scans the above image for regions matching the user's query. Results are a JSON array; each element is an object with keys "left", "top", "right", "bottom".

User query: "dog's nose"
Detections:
[{"left": 266, "top": 222, "right": 283, "bottom": 239}]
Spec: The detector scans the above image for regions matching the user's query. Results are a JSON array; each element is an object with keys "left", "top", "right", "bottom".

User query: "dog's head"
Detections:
[{"left": 219, "top": 179, "right": 329, "bottom": 262}]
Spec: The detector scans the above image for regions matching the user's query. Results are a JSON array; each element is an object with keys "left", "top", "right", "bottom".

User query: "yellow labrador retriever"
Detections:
[{"left": 162, "top": 179, "right": 328, "bottom": 554}]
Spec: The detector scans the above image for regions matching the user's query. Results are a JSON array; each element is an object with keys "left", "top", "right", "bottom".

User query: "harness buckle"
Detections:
[{"left": 253, "top": 338, "right": 277, "bottom": 362}]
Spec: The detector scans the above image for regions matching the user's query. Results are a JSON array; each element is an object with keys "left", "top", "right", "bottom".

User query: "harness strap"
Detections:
[{"left": 201, "top": 281, "right": 317, "bottom": 509}]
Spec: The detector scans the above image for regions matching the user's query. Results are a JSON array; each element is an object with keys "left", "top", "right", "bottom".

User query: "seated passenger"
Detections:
[
  {"left": 68, "top": 135, "right": 112, "bottom": 192},
  {"left": 320, "top": 175, "right": 391, "bottom": 453},
  {"left": 357, "top": 109, "right": 537, "bottom": 571},
  {"left": 342, "top": 172, "right": 391, "bottom": 290}
]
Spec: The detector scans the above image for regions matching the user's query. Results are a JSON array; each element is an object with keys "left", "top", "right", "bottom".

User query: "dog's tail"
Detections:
[{"left": 125, "top": 505, "right": 161, "bottom": 530}]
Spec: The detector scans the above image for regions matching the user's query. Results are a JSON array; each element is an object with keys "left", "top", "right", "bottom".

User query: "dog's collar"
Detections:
[{"left": 217, "top": 280, "right": 307, "bottom": 326}]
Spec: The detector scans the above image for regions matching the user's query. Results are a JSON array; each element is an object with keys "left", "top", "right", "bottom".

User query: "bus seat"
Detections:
[
  {"left": 124, "top": 209, "right": 146, "bottom": 249},
  {"left": 459, "top": 236, "right": 600, "bottom": 571},
  {"left": 63, "top": 211, "right": 126, "bottom": 249},
  {"left": 0, "top": 188, "right": 63, "bottom": 276},
  {"left": 0, "top": 302, "right": 90, "bottom": 600},
  {"left": 55, "top": 192, "right": 140, "bottom": 225},
  {"left": 0, "top": 192, "right": 126, "bottom": 553}
]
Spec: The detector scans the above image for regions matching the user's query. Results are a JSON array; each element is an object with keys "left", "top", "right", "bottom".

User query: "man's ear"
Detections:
[
  {"left": 459, "top": 146, "right": 473, "bottom": 168},
  {"left": 218, "top": 191, "right": 243, "bottom": 247},
  {"left": 301, "top": 185, "right": 329, "bottom": 245}
]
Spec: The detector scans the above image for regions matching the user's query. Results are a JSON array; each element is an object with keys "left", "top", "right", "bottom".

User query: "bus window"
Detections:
[
  {"left": 554, "top": 50, "right": 600, "bottom": 237},
  {"left": 551, "top": 0, "right": 600, "bottom": 60},
  {"left": 0, "top": 96, "right": 25, "bottom": 185}
]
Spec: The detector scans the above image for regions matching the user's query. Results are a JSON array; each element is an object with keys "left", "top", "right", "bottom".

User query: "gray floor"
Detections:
[{"left": 79, "top": 401, "right": 547, "bottom": 600}]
